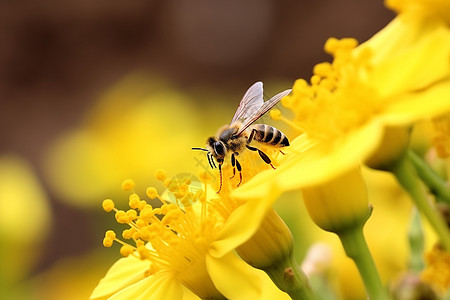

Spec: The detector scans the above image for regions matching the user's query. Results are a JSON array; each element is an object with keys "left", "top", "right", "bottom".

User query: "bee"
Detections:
[{"left": 193, "top": 81, "right": 291, "bottom": 193}]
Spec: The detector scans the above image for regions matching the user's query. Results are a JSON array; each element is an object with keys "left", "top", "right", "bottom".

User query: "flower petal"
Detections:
[
  {"left": 108, "top": 272, "right": 183, "bottom": 300},
  {"left": 382, "top": 79, "right": 450, "bottom": 125},
  {"left": 209, "top": 188, "right": 281, "bottom": 258},
  {"left": 206, "top": 252, "right": 289, "bottom": 300},
  {"left": 90, "top": 256, "right": 148, "bottom": 299},
  {"left": 368, "top": 19, "right": 450, "bottom": 98}
]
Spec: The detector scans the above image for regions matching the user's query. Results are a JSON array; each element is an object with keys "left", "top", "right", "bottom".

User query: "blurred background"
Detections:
[{"left": 0, "top": 1, "right": 397, "bottom": 299}]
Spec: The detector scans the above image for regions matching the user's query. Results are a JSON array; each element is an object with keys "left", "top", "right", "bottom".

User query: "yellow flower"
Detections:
[
  {"left": 234, "top": 2, "right": 450, "bottom": 297},
  {"left": 91, "top": 174, "right": 290, "bottom": 300},
  {"left": 235, "top": 8, "right": 450, "bottom": 200}
]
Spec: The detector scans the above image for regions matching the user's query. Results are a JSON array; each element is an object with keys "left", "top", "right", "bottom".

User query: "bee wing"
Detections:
[
  {"left": 235, "top": 88, "right": 292, "bottom": 136},
  {"left": 230, "top": 81, "right": 264, "bottom": 124}
]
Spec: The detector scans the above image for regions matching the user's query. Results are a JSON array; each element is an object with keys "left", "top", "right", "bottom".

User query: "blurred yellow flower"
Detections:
[
  {"left": 0, "top": 154, "right": 51, "bottom": 288},
  {"left": 421, "top": 244, "right": 450, "bottom": 294},
  {"left": 92, "top": 174, "right": 290, "bottom": 300}
]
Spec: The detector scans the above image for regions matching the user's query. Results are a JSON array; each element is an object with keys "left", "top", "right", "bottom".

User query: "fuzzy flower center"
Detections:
[
  {"left": 281, "top": 38, "right": 381, "bottom": 142},
  {"left": 102, "top": 172, "right": 238, "bottom": 299}
]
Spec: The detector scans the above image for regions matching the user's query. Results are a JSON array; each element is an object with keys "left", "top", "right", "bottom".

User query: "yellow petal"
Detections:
[
  {"left": 206, "top": 252, "right": 290, "bottom": 300},
  {"left": 386, "top": 0, "right": 450, "bottom": 23},
  {"left": 108, "top": 273, "right": 183, "bottom": 300},
  {"left": 90, "top": 256, "right": 148, "bottom": 299},
  {"left": 209, "top": 188, "right": 281, "bottom": 258},
  {"left": 369, "top": 20, "right": 450, "bottom": 99},
  {"left": 381, "top": 79, "right": 450, "bottom": 125}
]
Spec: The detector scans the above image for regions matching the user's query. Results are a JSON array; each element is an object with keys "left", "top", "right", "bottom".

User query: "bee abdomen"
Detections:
[{"left": 250, "top": 124, "right": 289, "bottom": 147}]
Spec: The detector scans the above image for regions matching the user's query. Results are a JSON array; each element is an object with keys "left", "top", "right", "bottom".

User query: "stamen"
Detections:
[
  {"left": 102, "top": 199, "right": 115, "bottom": 212},
  {"left": 101, "top": 174, "right": 245, "bottom": 298},
  {"left": 146, "top": 187, "right": 159, "bottom": 199},
  {"left": 154, "top": 169, "right": 167, "bottom": 182},
  {"left": 128, "top": 193, "right": 140, "bottom": 209},
  {"left": 122, "top": 179, "right": 135, "bottom": 191}
]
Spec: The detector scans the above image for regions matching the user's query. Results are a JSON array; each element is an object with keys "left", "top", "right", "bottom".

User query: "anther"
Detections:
[
  {"left": 122, "top": 179, "right": 135, "bottom": 191},
  {"left": 270, "top": 109, "right": 282, "bottom": 121},
  {"left": 102, "top": 199, "right": 115, "bottom": 212},
  {"left": 115, "top": 210, "right": 128, "bottom": 223},
  {"left": 146, "top": 187, "right": 158, "bottom": 199},
  {"left": 120, "top": 245, "right": 135, "bottom": 257},
  {"left": 129, "top": 193, "right": 140, "bottom": 209},
  {"left": 154, "top": 169, "right": 167, "bottom": 182}
]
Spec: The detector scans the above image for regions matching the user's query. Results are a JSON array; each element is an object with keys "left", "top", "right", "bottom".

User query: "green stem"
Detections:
[
  {"left": 408, "top": 150, "right": 450, "bottom": 205},
  {"left": 338, "top": 225, "right": 390, "bottom": 300},
  {"left": 408, "top": 208, "right": 425, "bottom": 272},
  {"left": 264, "top": 254, "right": 319, "bottom": 300},
  {"left": 392, "top": 154, "right": 450, "bottom": 250}
]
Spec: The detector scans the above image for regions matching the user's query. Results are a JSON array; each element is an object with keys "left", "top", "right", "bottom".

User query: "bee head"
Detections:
[{"left": 207, "top": 136, "right": 226, "bottom": 161}]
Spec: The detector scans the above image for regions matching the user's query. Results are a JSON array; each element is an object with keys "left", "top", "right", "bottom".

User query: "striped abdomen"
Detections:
[{"left": 249, "top": 124, "right": 289, "bottom": 147}]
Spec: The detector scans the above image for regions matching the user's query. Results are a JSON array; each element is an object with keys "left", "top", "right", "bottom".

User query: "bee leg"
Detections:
[
  {"left": 230, "top": 153, "right": 236, "bottom": 179},
  {"left": 246, "top": 145, "right": 276, "bottom": 169},
  {"left": 279, "top": 150, "right": 286, "bottom": 155},
  {"left": 247, "top": 129, "right": 258, "bottom": 144},
  {"left": 258, "top": 150, "right": 276, "bottom": 169},
  {"left": 235, "top": 158, "right": 243, "bottom": 186}
]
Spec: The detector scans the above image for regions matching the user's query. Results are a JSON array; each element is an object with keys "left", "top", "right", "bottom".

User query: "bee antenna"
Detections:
[
  {"left": 191, "top": 147, "right": 209, "bottom": 151},
  {"left": 217, "top": 164, "right": 223, "bottom": 194}
]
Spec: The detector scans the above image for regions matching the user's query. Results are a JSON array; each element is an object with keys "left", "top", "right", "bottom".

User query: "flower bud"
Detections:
[
  {"left": 366, "top": 126, "right": 411, "bottom": 171},
  {"left": 236, "top": 208, "right": 294, "bottom": 269},
  {"left": 302, "top": 166, "right": 371, "bottom": 234}
]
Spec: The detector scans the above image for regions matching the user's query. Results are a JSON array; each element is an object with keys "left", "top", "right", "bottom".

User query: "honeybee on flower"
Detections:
[{"left": 193, "top": 82, "right": 291, "bottom": 192}]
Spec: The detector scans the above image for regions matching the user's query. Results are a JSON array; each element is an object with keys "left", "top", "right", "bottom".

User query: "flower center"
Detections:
[
  {"left": 102, "top": 173, "right": 230, "bottom": 299},
  {"left": 281, "top": 38, "right": 381, "bottom": 142}
]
